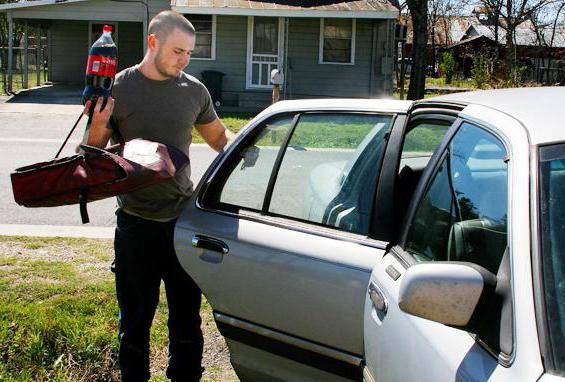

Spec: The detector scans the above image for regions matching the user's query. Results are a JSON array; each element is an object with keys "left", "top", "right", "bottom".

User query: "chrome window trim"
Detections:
[
  {"left": 214, "top": 312, "right": 364, "bottom": 366},
  {"left": 192, "top": 202, "right": 389, "bottom": 251}
]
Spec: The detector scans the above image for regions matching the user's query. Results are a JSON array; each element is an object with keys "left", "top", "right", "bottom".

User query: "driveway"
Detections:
[{"left": 0, "top": 85, "right": 217, "bottom": 228}]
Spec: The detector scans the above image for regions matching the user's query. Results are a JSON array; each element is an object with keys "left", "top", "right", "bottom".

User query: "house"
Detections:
[
  {"left": 0, "top": 0, "right": 399, "bottom": 110},
  {"left": 450, "top": 18, "right": 565, "bottom": 83},
  {"left": 401, "top": 14, "right": 475, "bottom": 72}
]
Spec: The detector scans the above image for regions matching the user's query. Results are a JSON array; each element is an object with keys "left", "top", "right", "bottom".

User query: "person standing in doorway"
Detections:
[{"left": 83, "top": 10, "right": 234, "bottom": 382}]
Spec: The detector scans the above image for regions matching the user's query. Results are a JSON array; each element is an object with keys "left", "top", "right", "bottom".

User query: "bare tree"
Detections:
[
  {"left": 428, "top": 0, "right": 457, "bottom": 73},
  {"left": 529, "top": 0, "right": 565, "bottom": 83},
  {"left": 473, "top": 0, "right": 550, "bottom": 77}
]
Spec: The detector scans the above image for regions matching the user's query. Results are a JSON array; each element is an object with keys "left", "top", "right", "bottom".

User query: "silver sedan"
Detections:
[{"left": 175, "top": 87, "right": 565, "bottom": 382}]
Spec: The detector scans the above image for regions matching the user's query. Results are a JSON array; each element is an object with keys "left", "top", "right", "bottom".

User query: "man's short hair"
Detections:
[{"left": 148, "top": 10, "right": 195, "bottom": 42}]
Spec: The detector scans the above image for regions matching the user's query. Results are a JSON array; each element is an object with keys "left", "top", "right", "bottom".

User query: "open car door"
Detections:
[{"left": 175, "top": 100, "right": 410, "bottom": 381}]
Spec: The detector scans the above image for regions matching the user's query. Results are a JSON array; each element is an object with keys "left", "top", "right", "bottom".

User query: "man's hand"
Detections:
[
  {"left": 195, "top": 118, "right": 236, "bottom": 152},
  {"left": 83, "top": 96, "right": 115, "bottom": 148}
]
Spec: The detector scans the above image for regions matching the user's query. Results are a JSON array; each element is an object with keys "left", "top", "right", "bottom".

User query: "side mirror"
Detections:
[
  {"left": 399, "top": 262, "right": 497, "bottom": 328},
  {"left": 240, "top": 146, "right": 259, "bottom": 169}
]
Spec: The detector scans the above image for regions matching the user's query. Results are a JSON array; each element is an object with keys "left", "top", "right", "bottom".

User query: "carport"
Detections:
[{"left": 0, "top": 0, "right": 164, "bottom": 93}]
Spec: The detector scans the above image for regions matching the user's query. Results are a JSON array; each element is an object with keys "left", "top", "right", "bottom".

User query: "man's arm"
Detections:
[
  {"left": 194, "top": 118, "right": 236, "bottom": 152},
  {"left": 83, "top": 97, "right": 115, "bottom": 148}
]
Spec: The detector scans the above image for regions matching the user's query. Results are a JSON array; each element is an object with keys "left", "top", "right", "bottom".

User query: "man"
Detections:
[{"left": 83, "top": 10, "right": 234, "bottom": 382}]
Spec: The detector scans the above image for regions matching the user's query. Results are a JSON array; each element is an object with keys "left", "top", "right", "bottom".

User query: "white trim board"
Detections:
[
  {"left": 246, "top": 16, "right": 285, "bottom": 90},
  {"left": 173, "top": 7, "right": 398, "bottom": 20}
]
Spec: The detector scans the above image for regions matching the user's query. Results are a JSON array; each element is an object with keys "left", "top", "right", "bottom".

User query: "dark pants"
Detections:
[{"left": 114, "top": 210, "right": 203, "bottom": 382}]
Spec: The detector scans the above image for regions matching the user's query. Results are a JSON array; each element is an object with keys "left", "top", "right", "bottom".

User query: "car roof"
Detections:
[
  {"left": 428, "top": 87, "right": 565, "bottom": 145},
  {"left": 259, "top": 98, "right": 413, "bottom": 115},
  {"left": 258, "top": 88, "right": 563, "bottom": 146}
]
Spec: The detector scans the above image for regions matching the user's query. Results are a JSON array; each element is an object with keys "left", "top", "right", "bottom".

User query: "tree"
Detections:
[
  {"left": 406, "top": 0, "right": 428, "bottom": 99},
  {"left": 529, "top": 0, "right": 565, "bottom": 83},
  {"left": 472, "top": 0, "right": 551, "bottom": 79},
  {"left": 427, "top": 0, "right": 457, "bottom": 74}
]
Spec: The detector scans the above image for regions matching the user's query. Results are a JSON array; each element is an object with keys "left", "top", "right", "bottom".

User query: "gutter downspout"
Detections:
[
  {"left": 7, "top": 11, "right": 14, "bottom": 93},
  {"left": 369, "top": 20, "right": 377, "bottom": 97}
]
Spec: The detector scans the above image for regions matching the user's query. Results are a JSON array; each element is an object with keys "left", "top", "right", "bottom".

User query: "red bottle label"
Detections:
[{"left": 86, "top": 55, "right": 117, "bottom": 77}]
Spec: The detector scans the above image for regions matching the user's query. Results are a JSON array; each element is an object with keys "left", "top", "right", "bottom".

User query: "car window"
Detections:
[
  {"left": 395, "top": 121, "right": 452, "bottom": 229},
  {"left": 539, "top": 143, "right": 565, "bottom": 374},
  {"left": 400, "top": 122, "right": 450, "bottom": 172},
  {"left": 217, "top": 112, "right": 393, "bottom": 235},
  {"left": 405, "top": 122, "right": 508, "bottom": 274},
  {"left": 219, "top": 114, "right": 294, "bottom": 210}
]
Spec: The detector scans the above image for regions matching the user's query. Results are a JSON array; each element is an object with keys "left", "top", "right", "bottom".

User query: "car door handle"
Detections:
[
  {"left": 368, "top": 282, "right": 387, "bottom": 314},
  {"left": 191, "top": 235, "right": 229, "bottom": 255}
]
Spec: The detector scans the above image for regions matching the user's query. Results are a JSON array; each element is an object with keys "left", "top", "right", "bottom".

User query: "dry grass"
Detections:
[{"left": 0, "top": 236, "right": 238, "bottom": 382}]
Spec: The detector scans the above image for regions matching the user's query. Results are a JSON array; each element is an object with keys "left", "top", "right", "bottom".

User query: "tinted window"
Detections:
[
  {"left": 539, "top": 143, "right": 565, "bottom": 374},
  {"left": 216, "top": 113, "right": 393, "bottom": 234},
  {"left": 219, "top": 114, "right": 294, "bottom": 210},
  {"left": 405, "top": 123, "right": 508, "bottom": 274}
]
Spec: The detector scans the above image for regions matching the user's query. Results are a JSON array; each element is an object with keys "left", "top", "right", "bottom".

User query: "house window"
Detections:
[
  {"left": 319, "top": 18, "right": 355, "bottom": 65},
  {"left": 186, "top": 14, "right": 216, "bottom": 60}
]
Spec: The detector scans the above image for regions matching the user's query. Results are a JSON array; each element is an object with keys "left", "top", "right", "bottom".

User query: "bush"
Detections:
[
  {"left": 439, "top": 52, "right": 456, "bottom": 84},
  {"left": 471, "top": 53, "right": 492, "bottom": 89}
]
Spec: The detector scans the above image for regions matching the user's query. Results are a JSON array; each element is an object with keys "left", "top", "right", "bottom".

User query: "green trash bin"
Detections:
[{"left": 201, "top": 70, "right": 224, "bottom": 107}]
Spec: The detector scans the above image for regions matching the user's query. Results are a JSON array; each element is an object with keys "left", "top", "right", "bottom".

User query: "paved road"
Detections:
[{"left": 0, "top": 99, "right": 218, "bottom": 227}]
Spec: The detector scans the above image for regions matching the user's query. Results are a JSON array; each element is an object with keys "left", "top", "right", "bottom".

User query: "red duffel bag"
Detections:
[{"left": 11, "top": 116, "right": 189, "bottom": 224}]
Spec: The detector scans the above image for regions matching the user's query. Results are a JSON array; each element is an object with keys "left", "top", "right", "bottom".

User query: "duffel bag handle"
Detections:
[{"left": 54, "top": 110, "right": 124, "bottom": 159}]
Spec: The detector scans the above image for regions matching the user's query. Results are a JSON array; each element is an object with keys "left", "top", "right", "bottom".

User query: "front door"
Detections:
[
  {"left": 364, "top": 112, "right": 542, "bottom": 381},
  {"left": 246, "top": 16, "right": 283, "bottom": 89}
]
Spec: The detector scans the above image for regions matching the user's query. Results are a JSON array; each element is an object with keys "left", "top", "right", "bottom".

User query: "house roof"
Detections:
[
  {"left": 172, "top": 0, "right": 398, "bottom": 19},
  {"left": 463, "top": 23, "right": 565, "bottom": 48},
  {"left": 0, "top": 0, "right": 89, "bottom": 11},
  {"left": 402, "top": 15, "right": 478, "bottom": 46}
]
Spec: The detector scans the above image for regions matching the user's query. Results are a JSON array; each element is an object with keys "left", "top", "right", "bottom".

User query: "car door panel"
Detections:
[
  {"left": 175, "top": 206, "right": 384, "bottom": 355},
  {"left": 175, "top": 102, "right": 410, "bottom": 381},
  {"left": 365, "top": 109, "right": 545, "bottom": 381},
  {"left": 365, "top": 249, "right": 499, "bottom": 382}
]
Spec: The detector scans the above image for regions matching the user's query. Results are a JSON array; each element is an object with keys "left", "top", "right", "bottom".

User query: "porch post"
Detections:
[
  {"left": 36, "top": 25, "right": 41, "bottom": 86},
  {"left": 23, "top": 22, "right": 28, "bottom": 89},
  {"left": 7, "top": 11, "right": 14, "bottom": 93},
  {"left": 143, "top": 13, "right": 148, "bottom": 53}
]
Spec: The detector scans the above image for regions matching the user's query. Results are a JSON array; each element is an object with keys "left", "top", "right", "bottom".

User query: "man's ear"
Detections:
[{"left": 147, "top": 34, "right": 158, "bottom": 51}]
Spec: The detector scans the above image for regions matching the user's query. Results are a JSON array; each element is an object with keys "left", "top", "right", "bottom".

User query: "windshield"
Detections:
[{"left": 539, "top": 143, "right": 565, "bottom": 375}]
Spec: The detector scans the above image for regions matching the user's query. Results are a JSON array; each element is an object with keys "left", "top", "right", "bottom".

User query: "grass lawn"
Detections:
[
  {"left": 191, "top": 112, "right": 256, "bottom": 144},
  {"left": 425, "top": 76, "right": 475, "bottom": 89},
  {"left": 2, "top": 70, "right": 48, "bottom": 94},
  {"left": 0, "top": 236, "right": 237, "bottom": 382}
]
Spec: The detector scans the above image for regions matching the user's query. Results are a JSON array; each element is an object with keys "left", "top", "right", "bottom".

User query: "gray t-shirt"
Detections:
[{"left": 111, "top": 66, "right": 217, "bottom": 220}]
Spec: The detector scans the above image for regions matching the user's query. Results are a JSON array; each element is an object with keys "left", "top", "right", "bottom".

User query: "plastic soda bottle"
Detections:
[{"left": 82, "top": 25, "right": 118, "bottom": 111}]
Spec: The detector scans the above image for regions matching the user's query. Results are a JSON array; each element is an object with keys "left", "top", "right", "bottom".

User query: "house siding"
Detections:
[
  {"left": 49, "top": 21, "right": 88, "bottom": 83},
  {"left": 49, "top": 20, "right": 143, "bottom": 83},
  {"left": 185, "top": 16, "right": 394, "bottom": 110},
  {"left": 184, "top": 15, "right": 248, "bottom": 107},
  {"left": 287, "top": 17, "right": 371, "bottom": 98}
]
